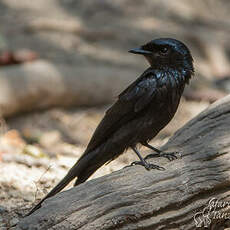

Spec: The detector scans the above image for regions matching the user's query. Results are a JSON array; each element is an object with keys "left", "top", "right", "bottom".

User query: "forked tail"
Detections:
[{"left": 27, "top": 149, "right": 105, "bottom": 215}]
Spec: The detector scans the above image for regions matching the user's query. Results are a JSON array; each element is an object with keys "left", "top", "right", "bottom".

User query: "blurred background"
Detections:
[{"left": 0, "top": 0, "right": 230, "bottom": 224}]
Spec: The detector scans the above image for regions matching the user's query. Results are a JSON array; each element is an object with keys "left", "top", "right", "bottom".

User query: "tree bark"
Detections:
[
  {"left": 0, "top": 60, "right": 137, "bottom": 117},
  {"left": 17, "top": 95, "right": 230, "bottom": 230}
]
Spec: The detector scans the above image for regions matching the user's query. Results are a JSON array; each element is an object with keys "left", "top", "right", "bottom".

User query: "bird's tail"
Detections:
[{"left": 27, "top": 149, "right": 105, "bottom": 215}]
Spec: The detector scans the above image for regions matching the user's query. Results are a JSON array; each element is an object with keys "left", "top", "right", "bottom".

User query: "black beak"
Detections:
[{"left": 128, "top": 47, "right": 152, "bottom": 55}]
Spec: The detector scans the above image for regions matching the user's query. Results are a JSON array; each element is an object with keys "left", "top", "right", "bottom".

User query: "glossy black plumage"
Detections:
[{"left": 28, "top": 38, "right": 194, "bottom": 215}]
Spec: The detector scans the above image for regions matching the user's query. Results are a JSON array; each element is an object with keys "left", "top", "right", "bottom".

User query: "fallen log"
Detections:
[
  {"left": 17, "top": 95, "right": 230, "bottom": 230},
  {"left": 0, "top": 60, "right": 137, "bottom": 117}
]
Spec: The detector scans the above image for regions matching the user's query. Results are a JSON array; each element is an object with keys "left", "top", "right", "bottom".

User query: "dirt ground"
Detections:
[{"left": 0, "top": 0, "right": 229, "bottom": 229}]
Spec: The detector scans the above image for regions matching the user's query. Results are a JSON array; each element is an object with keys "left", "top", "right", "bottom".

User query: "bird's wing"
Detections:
[{"left": 84, "top": 69, "right": 160, "bottom": 153}]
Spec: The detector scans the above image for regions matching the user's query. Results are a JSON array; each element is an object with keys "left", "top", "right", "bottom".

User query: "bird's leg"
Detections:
[
  {"left": 131, "top": 146, "right": 165, "bottom": 171},
  {"left": 142, "top": 142, "right": 180, "bottom": 161}
]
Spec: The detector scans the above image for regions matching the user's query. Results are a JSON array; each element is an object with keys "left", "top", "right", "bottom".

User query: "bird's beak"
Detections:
[{"left": 128, "top": 47, "right": 152, "bottom": 55}]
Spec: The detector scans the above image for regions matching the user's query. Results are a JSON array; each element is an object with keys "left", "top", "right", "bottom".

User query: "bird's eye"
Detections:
[{"left": 159, "top": 47, "right": 169, "bottom": 54}]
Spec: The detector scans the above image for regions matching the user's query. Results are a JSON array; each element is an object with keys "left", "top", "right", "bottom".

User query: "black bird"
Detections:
[{"left": 28, "top": 38, "right": 194, "bottom": 215}]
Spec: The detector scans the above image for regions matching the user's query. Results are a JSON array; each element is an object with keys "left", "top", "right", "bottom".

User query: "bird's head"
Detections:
[{"left": 129, "top": 38, "right": 194, "bottom": 78}]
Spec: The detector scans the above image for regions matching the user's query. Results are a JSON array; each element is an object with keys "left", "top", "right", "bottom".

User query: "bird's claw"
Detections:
[
  {"left": 161, "top": 152, "right": 179, "bottom": 161},
  {"left": 131, "top": 161, "right": 165, "bottom": 171},
  {"left": 131, "top": 161, "right": 140, "bottom": 166},
  {"left": 145, "top": 151, "right": 181, "bottom": 161}
]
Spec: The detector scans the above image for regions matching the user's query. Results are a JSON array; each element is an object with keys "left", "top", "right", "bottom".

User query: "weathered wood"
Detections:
[
  {"left": 0, "top": 60, "right": 137, "bottom": 117},
  {"left": 17, "top": 95, "right": 230, "bottom": 230}
]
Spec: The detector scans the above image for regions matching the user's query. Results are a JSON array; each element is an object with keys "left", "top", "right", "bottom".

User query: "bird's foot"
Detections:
[
  {"left": 131, "top": 161, "right": 165, "bottom": 171},
  {"left": 144, "top": 151, "right": 181, "bottom": 161}
]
